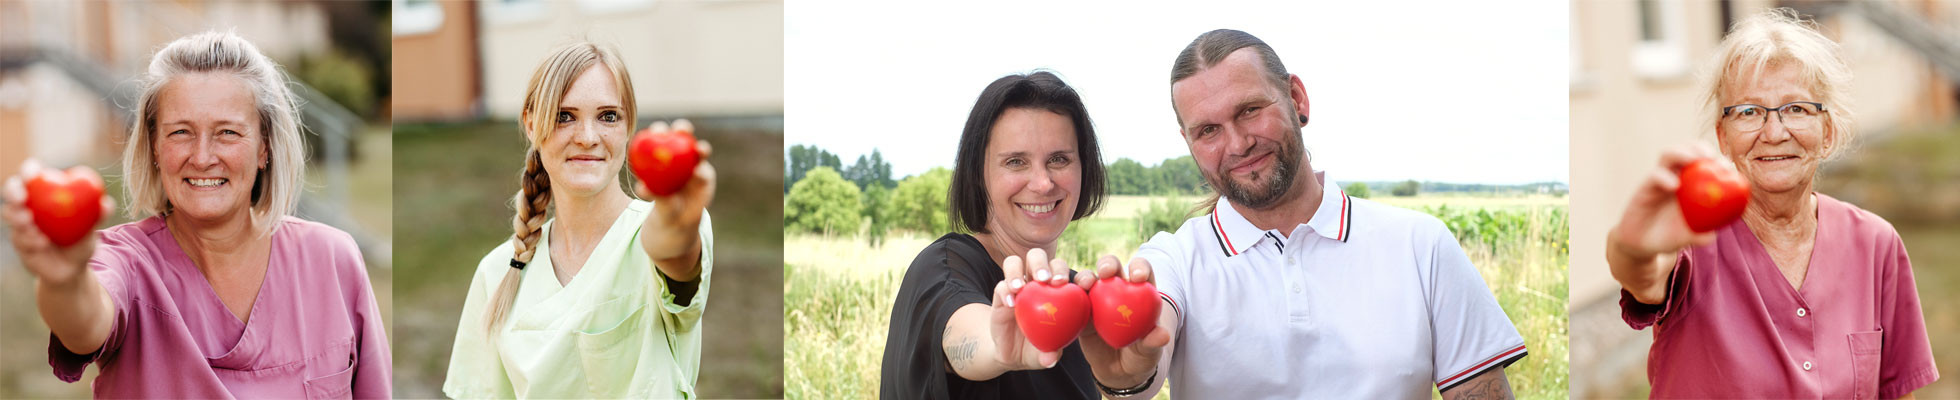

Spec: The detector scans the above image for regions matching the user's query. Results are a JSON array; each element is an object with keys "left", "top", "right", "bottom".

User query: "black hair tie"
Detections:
[{"left": 509, "top": 259, "right": 527, "bottom": 270}]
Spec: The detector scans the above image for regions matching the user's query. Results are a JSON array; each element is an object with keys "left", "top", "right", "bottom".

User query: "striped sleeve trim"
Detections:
[{"left": 1436, "top": 344, "right": 1528, "bottom": 392}]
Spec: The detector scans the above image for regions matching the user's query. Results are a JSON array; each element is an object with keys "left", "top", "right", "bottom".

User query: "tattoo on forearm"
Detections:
[
  {"left": 1448, "top": 371, "right": 1513, "bottom": 400},
  {"left": 948, "top": 336, "right": 978, "bottom": 371}
]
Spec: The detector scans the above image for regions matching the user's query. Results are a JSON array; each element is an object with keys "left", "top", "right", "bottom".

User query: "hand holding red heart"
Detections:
[
  {"left": 3, "top": 159, "right": 114, "bottom": 288},
  {"left": 990, "top": 247, "right": 1087, "bottom": 370},
  {"left": 1608, "top": 143, "right": 1746, "bottom": 304},
  {"left": 1077, "top": 255, "right": 1172, "bottom": 391},
  {"left": 632, "top": 119, "right": 716, "bottom": 272}
]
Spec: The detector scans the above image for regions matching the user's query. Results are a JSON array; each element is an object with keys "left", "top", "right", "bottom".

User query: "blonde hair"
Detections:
[
  {"left": 1700, "top": 8, "right": 1857, "bottom": 161},
  {"left": 485, "top": 41, "right": 638, "bottom": 332},
  {"left": 121, "top": 30, "right": 305, "bottom": 237}
]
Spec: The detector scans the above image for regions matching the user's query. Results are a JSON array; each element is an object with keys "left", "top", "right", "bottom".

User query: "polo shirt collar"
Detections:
[{"left": 1208, "top": 172, "right": 1353, "bottom": 257}]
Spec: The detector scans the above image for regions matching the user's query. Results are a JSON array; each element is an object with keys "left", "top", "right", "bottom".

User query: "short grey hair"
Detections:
[
  {"left": 121, "top": 30, "right": 306, "bottom": 236},
  {"left": 1700, "top": 8, "right": 1857, "bottom": 161}
]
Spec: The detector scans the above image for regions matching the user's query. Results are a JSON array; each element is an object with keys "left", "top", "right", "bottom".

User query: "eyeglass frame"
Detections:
[{"left": 1719, "top": 101, "right": 1829, "bottom": 132}]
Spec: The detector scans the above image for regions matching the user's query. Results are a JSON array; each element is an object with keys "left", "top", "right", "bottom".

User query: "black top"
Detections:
[{"left": 879, "top": 233, "right": 1097, "bottom": 400}]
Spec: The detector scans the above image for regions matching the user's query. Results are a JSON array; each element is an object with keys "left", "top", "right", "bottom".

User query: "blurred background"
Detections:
[
  {"left": 0, "top": 0, "right": 393, "bottom": 398},
  {"left": 1569, "top": 0, "right": 1960, "bottom": 397},
  {"left": 389, "top": 0, "right": 783, "bottom": 398}
]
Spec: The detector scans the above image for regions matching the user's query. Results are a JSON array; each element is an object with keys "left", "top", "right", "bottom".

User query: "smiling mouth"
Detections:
[
  {"left": 1018, "top": 200, "right": 1060, "bottom": 214},
  {"left": 1756, "top": 155, "right": 1798, "bottom": 162},
  {"left": 186, "top": 178, "right": 228, "bottom": 188}
]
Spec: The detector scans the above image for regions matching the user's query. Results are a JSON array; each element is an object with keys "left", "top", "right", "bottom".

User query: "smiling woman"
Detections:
[
  {"left": 1604, "top": 8, "right": 1938, "bottom": 399},
  {"left": 441, "top": 40, "right": 721, "bottom": 399},
  {"left": 0, "top": 30, "right": 390, "bottom": 398}
]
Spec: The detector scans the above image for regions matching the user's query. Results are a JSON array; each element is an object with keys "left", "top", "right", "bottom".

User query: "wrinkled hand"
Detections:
[
  {"left": 1077, "top": 255, "right": 1171, "bottom": 389},
  {"left": 989, "top": 248, "right": 1092, "bottom": 370},
  {"left": 1609, "top": 144, "right": 1726, "bottom": 265},
  {"left": 2, "top": 159, "right": 112, "bottom": 288}
]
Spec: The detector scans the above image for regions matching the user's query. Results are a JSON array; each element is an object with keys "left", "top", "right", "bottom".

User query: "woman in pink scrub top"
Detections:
[
  {"left": 1606, "top": 9, "right": 1937, "bottom": 399},
  {"left": 1, "top": 31, "right": 390, "bottom": 398}
]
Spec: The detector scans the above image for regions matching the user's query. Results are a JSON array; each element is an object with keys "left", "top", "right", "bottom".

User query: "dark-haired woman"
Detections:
[{"left": 879, "top": 71, "right": 1118, "bottom": 399}]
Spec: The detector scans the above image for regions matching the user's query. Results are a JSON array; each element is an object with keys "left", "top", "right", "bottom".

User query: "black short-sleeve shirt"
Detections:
[{"left": 879, "top": 233, "right": 1096, "bottom": 400}]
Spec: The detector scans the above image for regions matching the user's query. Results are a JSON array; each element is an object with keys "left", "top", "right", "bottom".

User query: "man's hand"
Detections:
[{"left": 1078, "top": 256, "right": 1174, "bottom": 394}]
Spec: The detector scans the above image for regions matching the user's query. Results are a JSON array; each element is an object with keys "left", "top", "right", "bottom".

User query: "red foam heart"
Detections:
[
  {"left": 1013, "top": 280, "right": 1089, "bottom": 353},
  {"left": 629, "top": 127, "right": 700, "bottom": 196},
  {"left": 1090, "top": 275, "right": 1160, "bottom": 348},
  {"left": 24, "top": 168, "right": 105, "bottom": 247},
  {"left": 1676, "top": 159, "right": 1750, "bottom": 233}
]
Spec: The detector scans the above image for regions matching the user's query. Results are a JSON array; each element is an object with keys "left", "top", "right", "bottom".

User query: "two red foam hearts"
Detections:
[{"left": 1013, "top": 276, "right": 1160, "bottom": 352}]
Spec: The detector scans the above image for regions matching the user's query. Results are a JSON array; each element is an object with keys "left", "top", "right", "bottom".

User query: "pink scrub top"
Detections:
[
  {"left": 1621, "top": 193, "right": 1938, "bottom": 399},
  {"left": 47, "top": 216, "right": 392, "bottom": 399}
]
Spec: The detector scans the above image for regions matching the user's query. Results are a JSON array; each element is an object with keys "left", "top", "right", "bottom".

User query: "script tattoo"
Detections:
[{"left": 947, "top": 335, "right": 978, "bottom": 371}]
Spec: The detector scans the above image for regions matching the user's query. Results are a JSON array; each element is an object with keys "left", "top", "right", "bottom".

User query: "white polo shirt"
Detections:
[{"left": 1137, "top": 172, "right": 1526, "bottom": 399}]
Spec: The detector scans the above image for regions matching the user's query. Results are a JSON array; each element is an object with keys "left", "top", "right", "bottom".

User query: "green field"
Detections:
[{"left": 785, "top": 194, "right": 1570, "bottom": 399}]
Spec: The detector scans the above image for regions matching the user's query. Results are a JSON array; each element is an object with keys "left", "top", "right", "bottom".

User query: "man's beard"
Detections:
[{"left": 1215, "top": 125, "right": 1304, "bottom": 210}]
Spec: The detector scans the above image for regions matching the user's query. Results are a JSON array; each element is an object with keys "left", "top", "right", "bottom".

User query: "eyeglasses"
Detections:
[{"left": 1721, "top": 101, "right": 1827, "bottom": 133}]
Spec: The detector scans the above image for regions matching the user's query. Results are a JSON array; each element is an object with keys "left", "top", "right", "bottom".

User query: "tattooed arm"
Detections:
[
  {"left": 1440, "top": 368, "right": 1514, "bottom": 400},
  {"left": 943, "top": 304, "right": 1010, "bottom": 381}
]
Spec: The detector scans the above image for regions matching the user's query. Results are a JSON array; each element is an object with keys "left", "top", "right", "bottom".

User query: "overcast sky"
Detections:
[{"left": 786, "top": 1, "right": 1569, "bottom": 184}]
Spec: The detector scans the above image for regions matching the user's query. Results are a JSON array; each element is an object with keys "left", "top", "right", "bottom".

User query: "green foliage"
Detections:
[
  {"left": 862, "top": 183, "right": 891, "bottom": 247},
  {"left": 785, "top": 145, "right": 844, "bottom": 193},
  {"left": 1134, "top": 198, "right": 1194, "bottom": 245},
  {"left": 785, "top": 167, "right": 862, "bottom": 235},
  {"left": 1421, "top": 205, "right": 1569, "bottom": 255},
  {"left": 1342, "top": 182, "right": 1372, "bottom": 199},
  {"left": 1105, "top": 155, "right": 1207, "bottom": 196},
  {"left": 888, "top": 167, "right": 954, "bottom": 234},
  {"left": 1392, "top": 179, "right": 1421, "bottom": 197},
  {"left": 843, "top": 149, "right": 895, "bottom": 191},
  {"left": 296, "top": 50, "right": 376, "bottom": 118}
]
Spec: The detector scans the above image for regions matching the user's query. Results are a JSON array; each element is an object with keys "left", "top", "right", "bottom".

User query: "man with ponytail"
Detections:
[{"left": 442, "top": 40, "right": 717, "bottom": 399}]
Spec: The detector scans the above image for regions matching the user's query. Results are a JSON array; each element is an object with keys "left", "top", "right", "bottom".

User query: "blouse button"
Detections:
[
  {"left": 1802, "top": 361, "right": 1813, "bottom": 371},
  {"left": 1797, "top": 308, "right": 1807, "bottom": 317}
]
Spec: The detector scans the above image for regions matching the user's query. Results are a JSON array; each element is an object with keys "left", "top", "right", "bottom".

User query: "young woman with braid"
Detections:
[{"left": 442, "top": 41, "right": 717, "bottom": 399}]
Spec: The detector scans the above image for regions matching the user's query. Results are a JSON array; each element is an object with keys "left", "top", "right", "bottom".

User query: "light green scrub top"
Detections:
[{"left": 444, "top": 200, "right": 713, "bottom": 399}]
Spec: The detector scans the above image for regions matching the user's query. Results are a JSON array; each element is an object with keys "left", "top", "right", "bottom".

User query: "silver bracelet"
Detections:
[{"left": 1097, "top": 369, "right": 1156, "bottom": 398}]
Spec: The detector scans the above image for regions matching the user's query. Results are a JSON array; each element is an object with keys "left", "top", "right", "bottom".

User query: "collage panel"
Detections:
[
  {"left": 1569, "top": 1, "right": 1960, "bottom": 398},
  {"left": 3, "top": 0, "right": 1958, "bottom": 399},
  {"left": 389, "top": 0, "right": 783, "bottom": 399},
  {"left": 784, "top": 2, "right": 1568, "bottom": 399},
  {"left": 0, "top": 1, "right": 395, "bottom": 398}
]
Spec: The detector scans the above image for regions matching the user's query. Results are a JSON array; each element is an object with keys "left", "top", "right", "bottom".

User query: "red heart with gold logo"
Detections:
[{"left": 1014, "top": 280, "right": 1089, "bottom": 352}]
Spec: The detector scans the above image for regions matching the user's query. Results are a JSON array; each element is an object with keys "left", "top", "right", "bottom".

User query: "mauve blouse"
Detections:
[
  {"left": 1622, "top": 193, "right": 1937, "bottom": 399},
  {"left": 47, "top": 216, "right": 391, "bottom": 399}
]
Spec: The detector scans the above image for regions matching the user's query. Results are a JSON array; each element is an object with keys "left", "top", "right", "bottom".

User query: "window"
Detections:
[
  {"left": 1631, "top": 0, "right": 1688, "bottom": 80},
  {"left": 393, "top": 0, "right": 444, "bottom": 36}
]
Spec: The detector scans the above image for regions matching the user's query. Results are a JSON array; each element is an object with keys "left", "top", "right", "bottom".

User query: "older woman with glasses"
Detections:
[{"left": 1605, "top": 9, "right": 1937, "bottom": 399}]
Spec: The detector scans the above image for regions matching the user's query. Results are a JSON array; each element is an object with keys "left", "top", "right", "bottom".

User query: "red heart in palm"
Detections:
[
  {"left": 1677, "top": 159, "right": 1750, "bottom": 233},
  {"left": 1014, "top": 280, "right": 1089, "bottom": 353},
  {"left": 25, "top": 167, "right": 105, "bottom": 247},
  {"left": 1089, "top": 276, "right": 1160, "bottom": 348},
  {"left": 628, "top": 127, "right": 700, "bottom": 196}
]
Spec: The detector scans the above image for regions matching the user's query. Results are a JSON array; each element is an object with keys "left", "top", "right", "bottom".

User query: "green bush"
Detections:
[
  {"left": 785, "top": 167, "right": 862, "bottom": 235},
  {"left": 862, "top": 184, "right": 890, "bottom": 247},
  {"left": 1343, "top": 182, "right": 1372, "bottom": 199},
  {"left": 888, "top": 167, "right": 954, "bottom": 234},
  {"left": 1134, "top": 198, "right": 1195, "bottom": 245}
]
